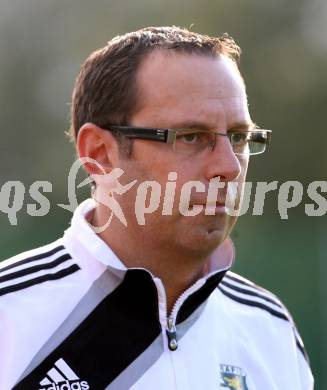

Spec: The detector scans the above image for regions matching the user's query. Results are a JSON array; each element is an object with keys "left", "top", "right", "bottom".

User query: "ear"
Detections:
[{"left": 76, "top": 123, "right": 120, "bottom": 177}]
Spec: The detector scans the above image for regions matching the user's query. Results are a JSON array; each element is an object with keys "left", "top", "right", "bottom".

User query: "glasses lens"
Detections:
[
  {"left": 230, "top": 132, "right": 250, "bottom": 155},
  {"left": 232, "top": 130, "right": 270, "bottom": 155},
  {"left": 174, "top": 130, "right": 215, "bottom": 155},
  {"left": 249, "top": 131, "right": 269, "bottom": 155},
  {"left": 173, "top": 129, "right": 270, "bottom": 156}
]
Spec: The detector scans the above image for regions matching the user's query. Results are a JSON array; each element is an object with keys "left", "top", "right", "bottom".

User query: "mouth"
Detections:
[
  {"left": 189, "top": 201, "right": 227, "bottom": 215},
  {"left": 203, "top": 202, "right": 227, "bottom": 215}
]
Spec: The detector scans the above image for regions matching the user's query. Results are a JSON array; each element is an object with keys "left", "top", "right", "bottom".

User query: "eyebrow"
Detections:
[
  {"left": 168, "top": 121, "right": 211, "bottom": 130},
  {"left": 169, "top": 120, "right": 257, "bottom": 132},
  {"left": 228, "top": 122, "right": 257, "bottom": 131}
]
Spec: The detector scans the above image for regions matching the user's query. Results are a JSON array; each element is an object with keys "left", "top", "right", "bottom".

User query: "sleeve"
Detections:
[
  {"left": 292, "top": 326, "right": 314, "bottom": 390},
  {"left": 0, "top": 302, "right": 18, "bottom": 390}
]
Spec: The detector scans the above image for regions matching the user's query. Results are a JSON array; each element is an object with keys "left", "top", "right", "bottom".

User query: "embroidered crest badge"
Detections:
[{"left": 219, "top": 364, "right": 249, "bottom": 390}]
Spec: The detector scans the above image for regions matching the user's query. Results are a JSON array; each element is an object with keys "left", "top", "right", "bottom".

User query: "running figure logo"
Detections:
[
  {"left": 92, "top": 168, "right": 137, "bottom": 228},
  {"left": 59, "top": 158, "right": 137, "bottom": 229}
]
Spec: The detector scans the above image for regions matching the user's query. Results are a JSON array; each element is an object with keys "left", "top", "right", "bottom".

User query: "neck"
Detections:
[{"left": 91, "top": 207, "right": 213, "bottom": 313}]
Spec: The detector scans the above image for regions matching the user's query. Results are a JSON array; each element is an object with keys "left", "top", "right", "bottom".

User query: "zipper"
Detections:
[
  {"left": 165, "top": 278, "right": 206, "bottom": 351},
  {"left": 151, "top": 266, "right": 229, "bottom": 352},
  {"left": 166, "top": 316, "right": 178, "bottom": 351}
]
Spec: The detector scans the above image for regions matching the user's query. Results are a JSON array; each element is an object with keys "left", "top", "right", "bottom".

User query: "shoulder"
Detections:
[
  {"left": 219, "top": 270, "right": 287, "bottom": 319},
  {"left": 218, "top": 270, "right": 308, "bottom": 362},
  {"left": 0, "top": 239, "right": 81, "bottom": 299},
  {"left": 0, "top": 240, "right": 89, "bottom": 390}
]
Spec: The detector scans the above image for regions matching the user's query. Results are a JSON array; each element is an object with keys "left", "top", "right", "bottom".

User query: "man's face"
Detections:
[{"left": 114, "top": 51, "right": 251, "bottom": 257}]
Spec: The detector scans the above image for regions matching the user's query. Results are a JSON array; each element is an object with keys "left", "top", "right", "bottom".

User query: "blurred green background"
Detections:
[{"left": 0, "top": 0, "right": 325, "bottom": 387}]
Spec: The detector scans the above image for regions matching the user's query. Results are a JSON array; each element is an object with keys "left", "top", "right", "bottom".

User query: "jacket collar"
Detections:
[{"left": 64, "top": 198, "right": 234, "bottom": 318}]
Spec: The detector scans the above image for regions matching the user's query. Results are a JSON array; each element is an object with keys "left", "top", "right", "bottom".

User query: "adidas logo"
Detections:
[{"left": 38, "top": 358, "right": 89, "bottom": 390}]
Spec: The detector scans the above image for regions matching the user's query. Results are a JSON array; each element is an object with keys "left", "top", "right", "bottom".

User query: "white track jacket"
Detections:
[{"left": 0, "top": 199, "right": 314, "bottom": 390}]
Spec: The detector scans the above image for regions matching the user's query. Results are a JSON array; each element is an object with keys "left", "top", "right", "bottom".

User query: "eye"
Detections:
[
  {"left": 231, "top": 132, "right": 248, "bottom": 144},
  {"left": 179, "top": 132, "right": 202, "bottom": 144}
]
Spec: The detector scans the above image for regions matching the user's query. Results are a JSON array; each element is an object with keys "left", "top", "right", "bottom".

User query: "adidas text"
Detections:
[{"left": 39, "top": 380, "right": 90, "bottom": 390}]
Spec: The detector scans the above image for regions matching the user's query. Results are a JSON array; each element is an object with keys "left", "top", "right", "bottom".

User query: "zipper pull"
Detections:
[{"left": 166, "top": 316, "right": 178, "bottom": 351}]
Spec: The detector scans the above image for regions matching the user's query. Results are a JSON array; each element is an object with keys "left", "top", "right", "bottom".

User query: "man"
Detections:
[{"left": 0, "top": 27, "right": 313, "bottom": 389}]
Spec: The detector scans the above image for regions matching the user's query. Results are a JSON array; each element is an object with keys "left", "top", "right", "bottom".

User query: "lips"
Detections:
[
  {"left": 203, "top": 203, "right": 227, "bottom": 215},
  {"left": 191, "top": 199, "right": 227, "bottom": 208},
  {"left": 187, "top": 200, "right": 227, "bottom": 215}
]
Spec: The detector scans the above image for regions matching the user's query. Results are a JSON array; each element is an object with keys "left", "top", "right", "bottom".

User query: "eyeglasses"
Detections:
[{"left": 103, "top": 125, "right": 272, "bottom": 157}]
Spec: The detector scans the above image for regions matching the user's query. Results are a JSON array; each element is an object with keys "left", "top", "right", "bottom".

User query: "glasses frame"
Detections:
[{"left": 102, "top": 125, "right": 272, "bottom": 156}]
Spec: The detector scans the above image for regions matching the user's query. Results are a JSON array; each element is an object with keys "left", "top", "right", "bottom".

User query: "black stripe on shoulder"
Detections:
[
  {"left": 0, "top": 245, "right": 65, "bottom": 274},
  {"left": 220, "top": 279, "right": 283, "bottom": 308},
  {"left": 0, "top": 264, "right": 80, "bottom": 297},
  {"left": 218, "top": 285, "right": 289, "bottom": 321},
  {"left": 295, "top": 335, "right": 310, "bottom": 363},
  {"left": 0, "top": 254, "right": 72, "bottom": 284},
  {"left": 224, "top": 273, "right": 284, "bottom": 307},
  {"left": 218, "top": 282, "right": 310, "bottom": 365},
  {"left": 225, "top": 273, "right": 277, "bottom": 295},
  {"left": 224, "top": 273, "right": 254, "bottom": 287},
  {"left": 218, "top": 285, "right": 310, "bottom": 363}
]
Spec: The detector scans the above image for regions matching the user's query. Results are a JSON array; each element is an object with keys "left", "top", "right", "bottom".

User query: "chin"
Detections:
[
  {"left": 203, "top": 228, "right": 228, "bottom": 250},
  {"left": 178, "top": 224, "right": 228, "bottom": 257}
]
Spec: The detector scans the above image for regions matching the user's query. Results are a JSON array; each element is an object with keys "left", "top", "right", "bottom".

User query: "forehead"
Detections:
[{"left": 133, "top": 51, "right": 250, "bottom": 129}]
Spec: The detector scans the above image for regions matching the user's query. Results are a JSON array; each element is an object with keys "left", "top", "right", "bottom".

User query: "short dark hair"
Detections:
[{"left": 70, "top": 26, "right": 241, "bottom": 149}]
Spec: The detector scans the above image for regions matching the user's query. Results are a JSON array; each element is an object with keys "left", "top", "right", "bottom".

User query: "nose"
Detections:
[{"left": 205, "top": 135, "right": 242, "bottom": 182}]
